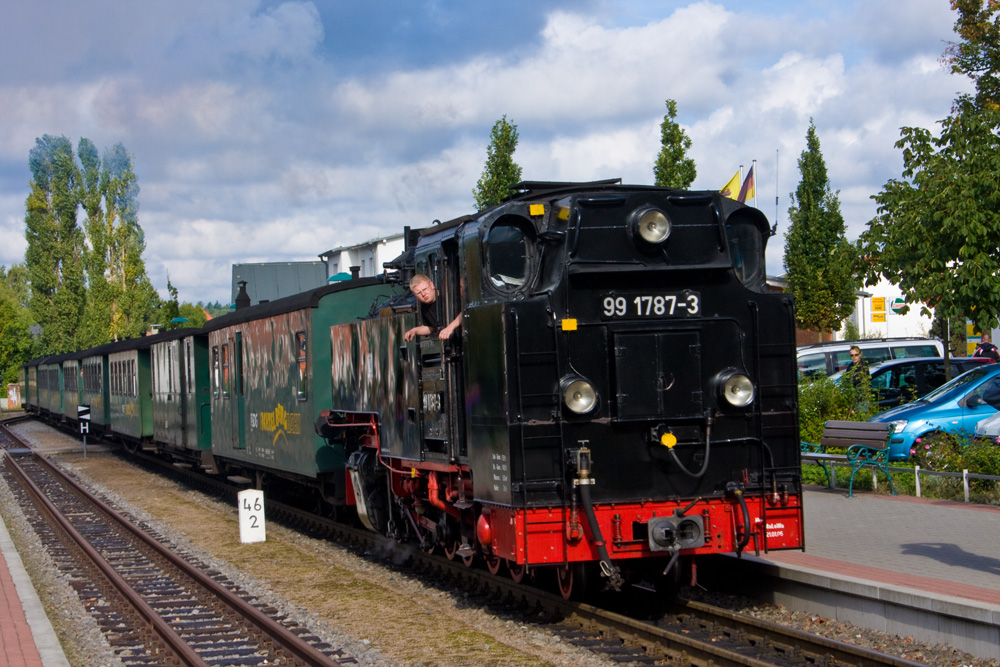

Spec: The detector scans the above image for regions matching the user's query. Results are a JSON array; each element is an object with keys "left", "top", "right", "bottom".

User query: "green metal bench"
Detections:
[{"left": 801, "top": 420, "right": 896, "bottom": 498}]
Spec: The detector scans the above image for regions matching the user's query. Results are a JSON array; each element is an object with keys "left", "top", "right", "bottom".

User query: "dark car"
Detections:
[{"left": 834, "top": 356, "right": 991, "bottom": 409}]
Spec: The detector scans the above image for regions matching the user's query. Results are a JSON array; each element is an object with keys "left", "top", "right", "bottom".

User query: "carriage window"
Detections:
[
  {"left": 221, "top": 344, "right": 230, "bottom": 398},
  {"left": 726, "top": 217, "right": 764, "bottom": 287},
  {"left": 486, "top": 219, "right": 533, "bottom": 291},
  {"left": 186, "top": 340, "right": 194, "bottom": 394},
  {"left": 212, "top": 346, "right": 220, "bottom": 398},
  {"left": 295, "top": 332, "right": 308, "bottom": 401}
]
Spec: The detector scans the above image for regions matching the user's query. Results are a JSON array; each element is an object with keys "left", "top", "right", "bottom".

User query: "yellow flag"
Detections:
[{"left": 720, "top": 170, "right": 740, "bottom": 200}]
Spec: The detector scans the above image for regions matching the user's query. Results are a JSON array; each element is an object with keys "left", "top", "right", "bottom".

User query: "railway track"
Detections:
[
  {"left": 122, "top": 447, "right": 927, "bottom": 667},
  {"left": 3, "top": 420, "right": 928, "bottom": 667},
  {"left": 0, "top": 425, "right": 348, "bottom": 667}
]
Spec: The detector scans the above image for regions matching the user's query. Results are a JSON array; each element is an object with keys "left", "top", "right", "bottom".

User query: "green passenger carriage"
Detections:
[{"left": 205, "top": 278, "right": 405, "bottom": 491}]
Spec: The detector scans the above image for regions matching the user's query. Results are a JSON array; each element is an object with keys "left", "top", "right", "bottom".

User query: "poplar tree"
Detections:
[
  {"left": 653, "top": 99, "right": 696, "bottom": 188},
  {"left": 24, "top": 135, "right": 86, "bottom": 352},
  {"left": 473, "top": 116, "right": 523, "bottom": 210},
  {"left": 24, "top": 136, "right": 159, "bottom": 348},
  {"left": 78, "top": 138, "right": 112, "bottom": 347},
  {"left": 102, "top": 143, "right": 159, "bottom": 339},
  {"left": 783, "top": 120, "right": 858, "bottom": 333}
]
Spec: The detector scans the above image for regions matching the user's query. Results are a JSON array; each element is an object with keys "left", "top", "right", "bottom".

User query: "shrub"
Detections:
[{"left": 798, "top": 374, "right": 880, "bottom": 445}]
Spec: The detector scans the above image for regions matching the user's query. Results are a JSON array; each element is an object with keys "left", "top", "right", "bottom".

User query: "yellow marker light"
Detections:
[
  {"left": 561, "top": 319, "right": 578, "bottom": 331},
  {"left": 529, "top": 203, "right": 545, "bottom": 216},
  {"left": 660, "top": 433, "right": 677, "bottom": 449}
]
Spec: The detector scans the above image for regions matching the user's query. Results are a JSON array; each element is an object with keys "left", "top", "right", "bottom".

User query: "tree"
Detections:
[
  {"left": 24, "top": 135, "right": 86, "bottom": 353},
  {"left": 473, "top": 116, "right": 523, "bottom": 210},
  {"left": 161, "top": 278, "right": 182, "bottom": 330},
  {"left": 24, "top": 137, "right": 159, "bottom": 349},
  {"left": 102, "top": 143, "right": 159, "bottom": 339},
  {"left": 78, "top": 137, "right": 113, "bottom": 348},
  {"left": 859, "top": 1, "right": 1000, "bottom": 334},
  {"left": 652, "top": 99, "right": 696, "bottom": 188},
  {"left": 783, "top": 120, "right": 858, "bottom": 333},
  {"left": 0, "top": 267, "right": 37, "bottom": 384}
]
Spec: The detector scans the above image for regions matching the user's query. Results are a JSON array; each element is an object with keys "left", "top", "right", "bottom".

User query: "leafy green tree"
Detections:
[
  {"left": 1, "top": 263, "right": 31, "bottom": 309},
  {"left": 860, "top": 1, "right": 1000, "bottom": 334},
  {"left": 161, "top": 278, "right": 182, "bottom": 330},
  {"left": 473, "top": 116, "right": 523, "bottom": 210},
  {"left": 24, "top": 135, "right": 86, "bottom": 353},
  {"left": 178, "top": 303, "right": 208, "bottom": 328},
  {"left": 653, "top": 99, "right": 696, "bottom": 188},
  {"left": 783, "top": 120, "right": 858, "bottom": 333},
  {"left": 0, "top": 268, "right": 37, "bottom": 385}
]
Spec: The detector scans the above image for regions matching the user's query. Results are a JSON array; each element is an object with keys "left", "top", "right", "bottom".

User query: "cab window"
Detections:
[
  {"left": 485, "top": 218, "right": 533, "bottom": 291},
  {"left": 726, "top": 217, "right": 764, "bottom": 287}
]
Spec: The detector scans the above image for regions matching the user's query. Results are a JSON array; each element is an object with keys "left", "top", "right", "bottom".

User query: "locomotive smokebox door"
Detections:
[{"left": 614, "top": 331, "right": 702, "bottom": 418}]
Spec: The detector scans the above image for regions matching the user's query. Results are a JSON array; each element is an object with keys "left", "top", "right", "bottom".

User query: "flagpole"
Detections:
[{"left": 774, "top": 149, "right": 779, "bottom": 228}]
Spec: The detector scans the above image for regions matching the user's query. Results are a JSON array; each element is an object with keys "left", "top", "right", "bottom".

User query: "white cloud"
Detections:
[{"left": 0, "top": 0, "right": 971, "bottom": 302}]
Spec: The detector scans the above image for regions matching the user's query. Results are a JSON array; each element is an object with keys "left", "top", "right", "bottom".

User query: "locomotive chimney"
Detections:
[
  {"left": 350, "top": 265, "right": 361, "bottom": 280},
  {"left": 235, "top": 281, "right": 251, "bottom": 310}
]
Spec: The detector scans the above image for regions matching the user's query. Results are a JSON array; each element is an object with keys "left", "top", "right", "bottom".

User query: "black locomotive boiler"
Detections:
[{"left": 317, "top": 179, "right": 804, "bottom": 597}]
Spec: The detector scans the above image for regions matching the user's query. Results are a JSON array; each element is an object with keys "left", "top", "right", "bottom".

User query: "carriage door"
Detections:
[
  {"left": 418, "top": 246, "right": 466, "bottom": 463},
  {"left": 235, "top": 332, "right": 247, "bottom": 449}
]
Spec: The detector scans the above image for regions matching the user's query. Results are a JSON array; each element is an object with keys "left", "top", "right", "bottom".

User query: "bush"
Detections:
[
  {"left": 798, "top": 376, "right": 1000, "bottom": 503},
  {"left": 798, "top": 374, "right": 880, "bottom": 445}
]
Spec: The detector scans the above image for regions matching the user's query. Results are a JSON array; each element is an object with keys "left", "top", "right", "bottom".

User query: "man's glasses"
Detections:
[{"left": 850, "top": 353, "right": 861, "bottom": 359}]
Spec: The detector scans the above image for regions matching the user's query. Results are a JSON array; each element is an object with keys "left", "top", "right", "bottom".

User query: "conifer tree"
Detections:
[
  {"left": 783, "top": 120, "right": 858, "bottom": 333},
  {"left": 653, "top": 99, "right": 696, "bottom": 188},
  {"left": 473, "top": 116, "right": 523, "bottom": 210}
]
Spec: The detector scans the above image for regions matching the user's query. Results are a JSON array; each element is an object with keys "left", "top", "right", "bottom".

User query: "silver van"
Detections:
[{"left": 797, "top": 338, "right": 943, "bottom": 378}]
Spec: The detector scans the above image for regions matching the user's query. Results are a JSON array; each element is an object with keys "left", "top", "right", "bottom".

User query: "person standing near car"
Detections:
[
  {"left": 844, "top": 345, "right": 870, "bottom": 388},
  {"left": 973, "top": 332, "right": 1000, "bottom": 363}
]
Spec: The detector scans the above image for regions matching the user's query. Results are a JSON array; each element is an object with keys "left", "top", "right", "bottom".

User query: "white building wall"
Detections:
[
  {"left": 841, "top": 277, "right": 934, "bottom": 339},
  {"left": 320, "top": 234, "right": 405, "bottom": 279}
]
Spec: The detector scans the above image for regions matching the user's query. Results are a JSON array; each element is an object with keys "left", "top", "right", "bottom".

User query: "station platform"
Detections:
[
  {"left": 702, "top": 486, "right": 1000, "bottom": 661},
  {"left": 0, "top": 512, "right": 70, "bottom": 667}
]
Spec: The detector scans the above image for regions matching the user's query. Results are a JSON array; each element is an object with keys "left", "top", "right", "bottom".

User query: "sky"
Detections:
[{"left": 0, "top": 0, "right": 974, "bottom": 305}]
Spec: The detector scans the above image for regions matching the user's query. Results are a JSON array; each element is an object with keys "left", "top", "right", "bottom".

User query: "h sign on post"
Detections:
[
  {"left": 78, "top": 405, "right": 91, "bottom": 435},
  {"left": 238, "top": 489, "right": 266, "bottom": 543}
]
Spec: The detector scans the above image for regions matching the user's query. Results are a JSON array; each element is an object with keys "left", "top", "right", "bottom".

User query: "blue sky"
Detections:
[{"left": 0, "top": 0, "right": 971, "bottom": 304}]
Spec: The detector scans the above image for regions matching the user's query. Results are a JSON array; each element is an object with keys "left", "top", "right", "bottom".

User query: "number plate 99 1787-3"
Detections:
[{"left": 601, "top": 292, "right": 701, "bottom": 319}]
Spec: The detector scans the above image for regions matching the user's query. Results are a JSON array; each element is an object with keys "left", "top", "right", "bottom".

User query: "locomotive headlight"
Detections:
[
  {"left": 630, "top": 206, "right": 671, "bottom": 245},
  {"left": 718, "top": 371, "right": 755, "bottom": 407},
  {"left": 562, "top": 376, "right": 598, "bottom": 414}
]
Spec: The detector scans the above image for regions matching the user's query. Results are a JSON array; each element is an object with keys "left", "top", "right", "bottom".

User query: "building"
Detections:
[
  {"left": 318, "top": 234, "right": 405, "bottom": 280},
  {"left": 230, "top": 262, "right": 327, "bottom": 307}
]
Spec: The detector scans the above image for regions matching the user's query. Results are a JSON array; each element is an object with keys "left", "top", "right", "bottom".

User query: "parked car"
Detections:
[
  {"left": 869, "top": 363, "right": 1000, "bottom": 460},
  {"left": 831, "top": 357, "right": 991, "bottom": 409},
  {"left": 797, "top": 338, "right": 943, "bottom": 378},
  {"left": 974, "top": 410, "right": 1000, "bottom": 442}
]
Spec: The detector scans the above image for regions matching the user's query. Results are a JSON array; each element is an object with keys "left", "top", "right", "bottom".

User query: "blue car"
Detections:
[{"left": 869, "top": 363, "right": 1000, "bottom": 460}]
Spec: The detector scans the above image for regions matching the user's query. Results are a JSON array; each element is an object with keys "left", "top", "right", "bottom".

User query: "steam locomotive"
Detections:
[{"left": 22, "top": 179, "right": 804, "bottom": 598}]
